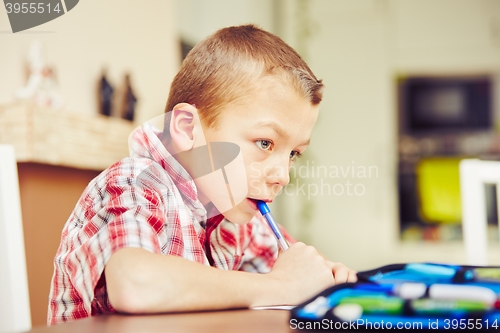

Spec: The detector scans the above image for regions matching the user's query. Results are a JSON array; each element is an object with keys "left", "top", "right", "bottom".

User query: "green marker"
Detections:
[
  {"left": 412, "top": 299, "right": 490, "bottom": 315},
  {"left": 474, "top": 268, "right": 500, "bottom": 282},
  {"left": 339, "top": 296, "right": 404, "bottom": 315}
]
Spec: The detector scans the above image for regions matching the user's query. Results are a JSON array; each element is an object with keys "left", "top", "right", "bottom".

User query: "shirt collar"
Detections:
[
  {"left": 129, "top": 121, "right": 200, "bottom": 204},
  {"left": 128, "top": 119, "right": 225, "bottom": 231}
]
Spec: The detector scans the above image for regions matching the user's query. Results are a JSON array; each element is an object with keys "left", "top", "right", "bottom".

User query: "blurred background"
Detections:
[{"left": 1, "top": 0, "right": 500, "bottom": 327}]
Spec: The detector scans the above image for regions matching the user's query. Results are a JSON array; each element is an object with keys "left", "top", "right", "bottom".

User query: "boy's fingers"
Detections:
[
  {"left": 347, "top": 270, "right": 358, "bottom": 283},
  {"left": 327, "top": 261, "right": 358, "bottom": 284},
  {"left": 333, "top": 267, "right": 348, "bottom": 284}
]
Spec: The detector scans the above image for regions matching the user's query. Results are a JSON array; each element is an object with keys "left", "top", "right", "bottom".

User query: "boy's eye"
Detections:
[
  {"left": 290, "top": 150, "right": 302, "bottom": 162},
  {"left": 255, "top": 140, "right": 273, "bottom": 151}
]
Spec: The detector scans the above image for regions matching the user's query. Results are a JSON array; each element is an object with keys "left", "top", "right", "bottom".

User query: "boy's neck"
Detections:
[{"left": 162, "top": 135, "right": 211, "bottom": 207}]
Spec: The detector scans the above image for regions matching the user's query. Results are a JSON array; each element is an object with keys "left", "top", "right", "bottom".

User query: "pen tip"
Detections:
[{"left": 256, "top": 200, "right": 270, "bottom": 214}]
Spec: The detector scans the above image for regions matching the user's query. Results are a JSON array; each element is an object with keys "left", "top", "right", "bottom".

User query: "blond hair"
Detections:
[{"left": 165, "top": 24, "right": 323, "bottom": 128}]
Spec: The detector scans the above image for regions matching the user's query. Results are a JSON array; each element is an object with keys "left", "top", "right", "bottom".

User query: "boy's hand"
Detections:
[
  {"left": 325, "top": 260, "right": 357, "bottom": 284},
  {"left": 267, "top": 242, "right": 336, "bottom": 304}
]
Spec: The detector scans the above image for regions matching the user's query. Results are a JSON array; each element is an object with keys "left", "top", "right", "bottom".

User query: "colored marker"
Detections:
[
  {"left": 339, "top": 295, "right": 404, "bottom": 315},
  {"left": 257, "top": 200, "right": 289, "bottom": 251},
  {"left": 428, "top": 284, "right": 497, "bottom": 305},
  {"left": 405, "top": 263, "right": 457, "bottom": 279},
  {"left": 473, "top": 268, "right": 500, "bottom": 282},
  {"left": 411, "top": 299, "right": 490, "bottom": 315},
  {"left": 332, "top": 303, "right": 363, "bottom": 321},
  {"left": 355, "top": 282, "right": 427, "bottom": 299}
]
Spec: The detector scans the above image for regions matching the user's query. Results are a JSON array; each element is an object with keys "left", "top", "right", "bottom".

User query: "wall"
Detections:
[
  {"left": 0, "top": 0, "right": 180, "bottom": 124},
  {"left": 276, "top": 0, "right": 397, "bottom": 271},
  {"left": 393, "top": 0, "right": 500, "bottom": 72},
  {"left": 285, "top": 0, "right": 500, "bottom": 270},
  {"left": 174, "top": 0, "right": 275, "bottom": 45}
]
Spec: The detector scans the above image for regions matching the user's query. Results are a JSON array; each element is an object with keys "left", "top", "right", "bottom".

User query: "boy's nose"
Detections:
[{"left": 265, "top": 161, "right": 290, "bottom": 188}]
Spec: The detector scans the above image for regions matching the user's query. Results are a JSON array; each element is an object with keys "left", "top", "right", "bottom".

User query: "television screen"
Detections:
[{"left": 400, "top": 77, "right": 492, "bottom": 134}]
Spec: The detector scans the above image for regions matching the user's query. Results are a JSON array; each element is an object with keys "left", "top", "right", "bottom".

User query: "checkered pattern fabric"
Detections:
[{"left": 47, "top": 122, "right": 295, "bottom": 325}]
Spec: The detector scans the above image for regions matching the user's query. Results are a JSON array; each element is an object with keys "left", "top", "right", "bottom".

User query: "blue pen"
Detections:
[
  {"left": 405, "top": 263, "right": 457, "bottom": 278},
  {"left": 257, "top": 200, "right": 289, "bottom": 251}
]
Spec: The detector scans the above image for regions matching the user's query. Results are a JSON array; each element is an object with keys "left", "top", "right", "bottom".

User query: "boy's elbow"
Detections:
[
  {"left": 106, "top": 268, "right": 185, "bottom": 314},
  {"left": 105, "top": 249, "right": 153, "bottom": 314},
  {"left": 107, "top": 281, "right": 144, "bottom": 314},
  {"left": 104, "top": 248, "right": 188, "bottom": 314},
  {"left": 106, "top": 271, "right": 143, "bottom": 313}
]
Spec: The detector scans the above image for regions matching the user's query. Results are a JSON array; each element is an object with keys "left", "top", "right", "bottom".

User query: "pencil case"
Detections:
[{"left": 290, "top": 263, "right": 500, "bottom": 331}]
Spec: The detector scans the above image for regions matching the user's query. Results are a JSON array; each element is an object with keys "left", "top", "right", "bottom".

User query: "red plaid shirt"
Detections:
[{"left": 48, "top": 122, "right": 295, "bottom": 325}]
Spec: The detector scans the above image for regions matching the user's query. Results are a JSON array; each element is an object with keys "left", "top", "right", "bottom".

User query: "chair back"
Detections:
[
  {"left": 460, "top": 159, "right": 500, "bottom": 266},
  {"left": 0, "top": 144, "right": 31, "bottom": 332}
]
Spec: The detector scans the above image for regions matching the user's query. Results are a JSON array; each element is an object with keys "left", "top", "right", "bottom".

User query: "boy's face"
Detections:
[{"left": 199, "top": 79, "right": 319, "bottom": 224}]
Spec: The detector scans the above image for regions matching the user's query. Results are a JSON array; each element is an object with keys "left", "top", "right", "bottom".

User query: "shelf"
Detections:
[{"left": 0, "top": 103, "right": 136, "bottom": 171}]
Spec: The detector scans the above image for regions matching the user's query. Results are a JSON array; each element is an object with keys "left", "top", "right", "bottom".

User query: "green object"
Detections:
[
  {"left": 475, "top": 268, "right": 500, "bottom": 281},
  {"left": 416, "top": 158, "right": 462, "bottom": 224},
  {"left": 412, "top": 299, "right": 489, "bottom": 315},
  {"left": 339, "top": 296, "right": 403, "bottom": 315}
]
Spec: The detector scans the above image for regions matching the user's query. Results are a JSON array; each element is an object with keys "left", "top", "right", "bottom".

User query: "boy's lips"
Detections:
[{"left": 247, "top": 198, "right": 272, "bottom": 211}]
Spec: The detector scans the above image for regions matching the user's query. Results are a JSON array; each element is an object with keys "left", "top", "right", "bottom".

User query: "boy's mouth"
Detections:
[{"left": 247, "top": 198, "right": 272, "bottom": 211}]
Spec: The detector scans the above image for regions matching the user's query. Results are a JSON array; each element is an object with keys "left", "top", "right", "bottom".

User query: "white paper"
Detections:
[{"left": 251, "top": 305, "right": 296, "bottom": 310}]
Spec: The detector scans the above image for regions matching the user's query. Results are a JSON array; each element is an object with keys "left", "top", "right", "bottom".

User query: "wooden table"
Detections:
[{"left": 27, "top": 309, "right": 294, "bottom": 333}]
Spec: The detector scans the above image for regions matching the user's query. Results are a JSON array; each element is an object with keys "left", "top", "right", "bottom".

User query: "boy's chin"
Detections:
[{"left": 221, "top": 208, "right": 256, "bottom": 225}]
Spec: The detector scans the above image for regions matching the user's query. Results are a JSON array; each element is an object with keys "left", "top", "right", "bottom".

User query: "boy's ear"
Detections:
[{"left": 169, "top": 103, "right": 205, "bottom": 152}]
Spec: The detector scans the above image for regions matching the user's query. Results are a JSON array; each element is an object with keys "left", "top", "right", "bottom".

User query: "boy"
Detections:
[{"left": 48, "top": 25, "right": 357, "bottom": 325}]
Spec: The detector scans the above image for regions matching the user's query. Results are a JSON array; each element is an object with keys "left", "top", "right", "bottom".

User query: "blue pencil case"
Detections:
[{"left": 290, "top": 263, "right": 500, "bottom": 331}]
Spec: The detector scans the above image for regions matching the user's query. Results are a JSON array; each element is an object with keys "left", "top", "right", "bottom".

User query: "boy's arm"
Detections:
[{"left": 105, "top": 242, "right": 335, "bottom": 313}]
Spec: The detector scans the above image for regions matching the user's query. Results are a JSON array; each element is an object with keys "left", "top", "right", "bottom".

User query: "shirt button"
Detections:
[{"left": 195, "top": 208, "right": 206, "bottom": 217}]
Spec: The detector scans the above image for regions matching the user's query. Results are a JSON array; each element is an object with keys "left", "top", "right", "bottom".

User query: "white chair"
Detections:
[
  {"left": 460, "top": 159, "right": 500, "bottom": 266},
  {"left": 0, "top": 145, "right": 31, "bottom": 332}
]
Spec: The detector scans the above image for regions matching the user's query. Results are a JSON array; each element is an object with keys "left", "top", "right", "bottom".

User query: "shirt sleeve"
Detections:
[
  {"left": 238, "top": 215, "right": 296, "bottom": 274},
  {"left": 49, "top": 160, "right": 168, "bottom": 324}
]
